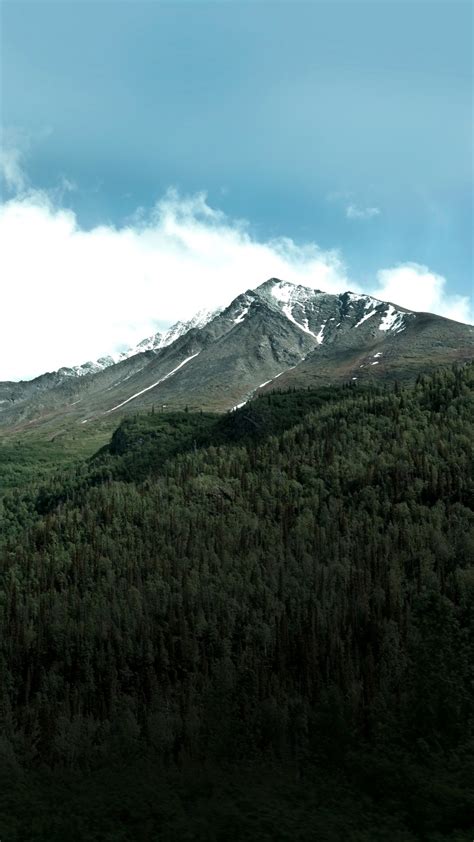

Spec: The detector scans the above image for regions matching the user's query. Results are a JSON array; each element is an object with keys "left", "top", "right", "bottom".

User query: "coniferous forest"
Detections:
[{"left": 0, "top": 364, "right": 473, "bottom": 840}]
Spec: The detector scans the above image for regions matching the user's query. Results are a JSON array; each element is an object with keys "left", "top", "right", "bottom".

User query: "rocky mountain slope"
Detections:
[{"left": 1, "top": 278, "right": 472, "bottom": 434}]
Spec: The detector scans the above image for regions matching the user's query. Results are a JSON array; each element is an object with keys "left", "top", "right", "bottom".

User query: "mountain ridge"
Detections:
[{"left": 0, "top": 278, "right": 472, "bottom": 434}]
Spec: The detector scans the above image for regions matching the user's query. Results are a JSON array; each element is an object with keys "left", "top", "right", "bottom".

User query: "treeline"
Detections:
[{"left": 0, "top": 365, "right": 473, "bottom": 840}]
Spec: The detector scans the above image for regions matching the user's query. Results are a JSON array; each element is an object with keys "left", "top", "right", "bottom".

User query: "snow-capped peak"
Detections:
[
  {"left": 256, "top": 280, "right": 416, "bottom": 344},
  {"left": 54, "top": 279, "right": 417, "bottom": 386},
  {"left": 256, "top": 279, "right": 329, "bottom": 341},
  {"left": 60, "top": 307, "right": 222, "bottom": 379},
  {"left": 160, "top": 307, "right": 223, "bottom": 346},
  {"left": 270, "top": 280, "right": 301, "bottom": 304},
  {"left": 266, "top": 278, "right": 321, "bottom": 306},
  {"left": 58, "top": 356, "right": 117, "bottom": 377},
  {"left": 117, "top": 307, "right": 222, "bottom": 362}
]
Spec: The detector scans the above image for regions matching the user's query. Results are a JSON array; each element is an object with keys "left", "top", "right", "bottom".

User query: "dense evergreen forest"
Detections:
[{"left": 0, "top": 365, "right": 473, "bottom": 841}]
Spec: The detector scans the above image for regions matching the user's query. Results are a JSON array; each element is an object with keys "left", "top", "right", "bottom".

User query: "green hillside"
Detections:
[{"left": 0, "top": 365, "right": 473, "bottom": 840}]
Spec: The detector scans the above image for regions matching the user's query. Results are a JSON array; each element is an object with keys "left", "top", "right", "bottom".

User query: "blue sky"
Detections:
[{"left": 1, "top": 0, "right": 472, "bottom": 378}]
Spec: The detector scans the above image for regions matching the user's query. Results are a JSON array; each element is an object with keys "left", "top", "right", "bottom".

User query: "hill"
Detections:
[{"left": 0, "top": 363, "right": 473, "bottom": 840}]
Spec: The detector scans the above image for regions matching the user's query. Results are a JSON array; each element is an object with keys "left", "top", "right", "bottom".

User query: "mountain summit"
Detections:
[{"left": 0, "top": 279, "right": 472, "bottom": 433}]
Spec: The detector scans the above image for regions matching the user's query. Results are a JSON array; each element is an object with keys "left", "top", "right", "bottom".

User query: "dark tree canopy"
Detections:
[{"left": 0, "top": 364, "right": 473, "bottom": 840}]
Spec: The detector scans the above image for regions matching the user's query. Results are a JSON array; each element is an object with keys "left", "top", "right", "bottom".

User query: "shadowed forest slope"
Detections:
[{"left": 0, "top": 365, "right": 473, "bottom": 840}]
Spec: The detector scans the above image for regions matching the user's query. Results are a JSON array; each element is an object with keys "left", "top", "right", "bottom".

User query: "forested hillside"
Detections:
[{"left": 0, "top": 365, "right": 473, "bottom": 841}]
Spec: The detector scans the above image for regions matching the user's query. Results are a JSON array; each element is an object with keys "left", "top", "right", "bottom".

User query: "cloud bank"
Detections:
[
  {"left": 0, "top": 185, "right": 349, "bottom": 380},
  {"left": 0, "top": 162, "right": 471, "bottom": 381},
  {"left": 371, "top": 263, "right": 472, "bottom": 323}
]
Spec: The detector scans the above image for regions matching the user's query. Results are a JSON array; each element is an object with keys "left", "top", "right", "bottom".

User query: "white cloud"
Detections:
[
  {"left": 0, "top": 146, "right": 28, "bottom": 193},
  {"left": 346, "top": 204, "right": 380, "bottom": 220},
  {"left": 327, "top": 192, "right": 380, "bottom": 221},
  {"left": 0, "top": 159, "right": 471, "bottom": 381},
  {"left": 369, "top": 263, "right": 473, "bottom": 324},
  {"left": 0, "top": 183, "right": 349, "bottom": 380}
]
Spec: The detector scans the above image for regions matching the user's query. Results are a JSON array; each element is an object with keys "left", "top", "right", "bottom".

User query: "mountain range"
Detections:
[{"left": 1, "top": 278, "right": 472, "bottom": 434}]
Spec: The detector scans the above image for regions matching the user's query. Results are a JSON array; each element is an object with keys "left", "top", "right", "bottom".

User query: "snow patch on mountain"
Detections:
[
  {"left": 315, "top": 323, "right": 326, "bottom": 344},
  {"left": 59, "top": 356, "right": 116, "bottom": 377},
  {"left": 106, "top": 352, "right": 200, "bottom": 413},
  {"left": 264, "top": 280, "right": 326, "bottom": 339},
  {"left": 354, "top": 308, "right": 377, "bottom": 329},
  {"left": 118, "top": 307, "right": 222, "bottom": 362},
  {"left": 234, "top": 307, "right": 249, "bottom": 325},
  {"left": 65, "top": 307, "right": 221, "bottom": 377},
  {"left": 282, "top": 303, "right": 320, "bottom": 339},
  {"left": 270, "top": 281, "right": 298, "bottom": 304},
  {"left": 161, "top": 308, "right": 221, "bottom": 345},
  {"left": 379, "top": 305, "right": 406, "bottom": 333},
  {"left": 270, "top": 279, "right": 319, "bottom": 307}
]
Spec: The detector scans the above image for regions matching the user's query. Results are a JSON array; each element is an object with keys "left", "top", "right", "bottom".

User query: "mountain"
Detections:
[
  {"left": 0, "top": 278, "right": 472, "bottom": 434},
  {"left": 0, "top": 308, "right": 221, "bottom": 429},
  {"left": 116, "top": 306, "right": 222, "bottom": 361}
]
